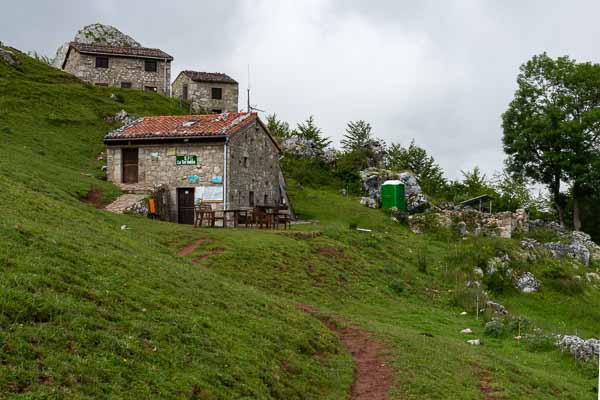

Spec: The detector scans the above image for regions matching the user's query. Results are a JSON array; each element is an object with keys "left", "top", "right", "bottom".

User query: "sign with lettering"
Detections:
[
  {"left": 211, "top": 176, "right": 223, "bottom": 184},
  {"left": 176, "top": 155, "right": 197, "bottom": 166},
  {"left": 195, "top": 185, "right": 223, "bottom": 202}
]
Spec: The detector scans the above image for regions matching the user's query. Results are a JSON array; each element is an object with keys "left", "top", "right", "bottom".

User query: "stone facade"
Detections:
[
  {"left": 172, "top": 72, "right": 238, "bottom": 113},
  {"left": 227, "top": 121, "right": 282, "bottom": 208},
  {"left": 105, "top": 120, "right": 283, "bottom": 223},
  {"left": 63, "top": 49, "right": 171, "bottom": 96}
]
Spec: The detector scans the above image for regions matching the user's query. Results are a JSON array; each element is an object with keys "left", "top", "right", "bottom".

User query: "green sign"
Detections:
[{"left": 176, "top": 155, "right": 197, "bottom": 166}]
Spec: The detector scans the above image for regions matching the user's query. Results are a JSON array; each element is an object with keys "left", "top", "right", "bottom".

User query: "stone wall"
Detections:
[
  {"left": 172, "top": 74, "right": 238, "bottom": 113},
  {"left": 63, "top": 50, "right": 171, "bottom": 95},
  {"left": 227, "top": 122, "right": 282, "bottom": 208},
  {"left": 106, "top": 143, "right": 224, "bottom": 221}
]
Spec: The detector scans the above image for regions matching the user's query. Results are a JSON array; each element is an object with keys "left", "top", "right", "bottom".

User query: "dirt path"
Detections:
[
  {"left": 298, "top": 305, "right": 393, "bottom": 400},
  {"left": 178, "top": 238, "right": 208, "bottom": 257}
]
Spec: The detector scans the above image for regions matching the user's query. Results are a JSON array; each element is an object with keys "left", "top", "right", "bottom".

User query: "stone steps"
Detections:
[{"left": 105, "top": 194, "right": 147, "bottom": 214}]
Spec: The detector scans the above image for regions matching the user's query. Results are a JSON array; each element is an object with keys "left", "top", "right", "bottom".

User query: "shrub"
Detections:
[
  {"left": 450, "top": 287, "right": 487, "bottom": 314},
  {"left": 388, "top": 281, "right": 404, "bottom": 294},
  {"left": 484, "top": 271, "right": 511, "bottom": 294},
  {"left": 508, "top": 316, "right": 532, "bottom": 336},
  {"left": 484, "top": 320, "right": 505, "bottom": 338},
  {"left": 523, "top": 335, "right": 555, "bottom": 352}
]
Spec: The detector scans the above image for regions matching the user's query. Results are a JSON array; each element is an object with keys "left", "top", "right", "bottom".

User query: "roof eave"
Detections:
[{"left": 103, "top": 135, "right": 228, "bottom": 145}]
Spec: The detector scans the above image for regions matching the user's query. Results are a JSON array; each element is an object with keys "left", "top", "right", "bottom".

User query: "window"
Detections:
[
  {"left": 94, "top": 82, "right": 108, "bottom": 87},
  {"left": 243, "top": 157, "right": 248, "bottom": 168},
  {"left": 121, "top": 82, "right": 132, "bottom": 89},
  {"left": 144, "top": 60, "right": 157, "bottom": 72},
  {"left": 144, "top": 86, "right": 157, "bottom": 92},
  {"left": 211, "top": 109, "right": 222, "bottom": 114},
  {"left": 263, "top": 194, "right": 268, "bottom": 205},
  {"left": 249, "top": 191, "right": 254, "bottom": 206},
  {"left": 211, "top": 87, "right": 222, "bottom": 99},
  {"left": 182, "top": 84, "right": 188, "bottom": 101},
  {"left": 95, "top": 56, "right": 109, "bottom": 68}
]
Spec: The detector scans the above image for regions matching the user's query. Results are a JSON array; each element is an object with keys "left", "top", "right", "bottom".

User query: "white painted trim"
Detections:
[{"left": 223, "top": 143, "right": 228, "bottom": 210}]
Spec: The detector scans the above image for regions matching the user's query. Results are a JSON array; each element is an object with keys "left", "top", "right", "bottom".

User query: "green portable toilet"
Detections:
[{"left": 381, "top": 180, "right": 406, "bottom": 211}]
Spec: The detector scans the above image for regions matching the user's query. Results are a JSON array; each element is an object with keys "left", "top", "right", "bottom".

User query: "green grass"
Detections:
[{"left": 2, "top": 48, "right": 600, "bottom": 399}]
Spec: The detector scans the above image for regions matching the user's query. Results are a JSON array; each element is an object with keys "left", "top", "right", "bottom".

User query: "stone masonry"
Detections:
[
  {"left": 227, "top": 121, "right": 282, "bottom": 208},
  {"left": 62, "top": 45, "right": 172, "bottom": 95},
  {"left": 172, "top": 71, "right": 238, "bottom": 113}
]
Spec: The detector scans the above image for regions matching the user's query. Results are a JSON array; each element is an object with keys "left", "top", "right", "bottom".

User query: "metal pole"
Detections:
[{"left": 476, "top": 295, "right": 479, "bottom": 321}]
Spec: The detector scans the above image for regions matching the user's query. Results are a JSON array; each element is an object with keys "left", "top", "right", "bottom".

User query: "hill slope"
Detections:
[{"left": 1, "top": 48, "right": 600, "bottom": 399}]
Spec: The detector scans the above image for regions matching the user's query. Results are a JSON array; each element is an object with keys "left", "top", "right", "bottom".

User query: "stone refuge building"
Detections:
[
  {"left": 172, "top": 71, "right": 239, "bottom": 114},
  {"left": 103, "top": 112, "right": 287, "bottom": 224},
  {"left": 61, "top": 42, "right": 173, "bottom": 95}
]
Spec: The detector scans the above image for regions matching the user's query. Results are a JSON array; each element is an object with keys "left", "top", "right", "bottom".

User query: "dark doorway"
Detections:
[
  {"left": 177, "top": 188, "right": 195, "bottom": 225},
  {"left": 122, "top": 148, "right": 139, "bottom": 183}
]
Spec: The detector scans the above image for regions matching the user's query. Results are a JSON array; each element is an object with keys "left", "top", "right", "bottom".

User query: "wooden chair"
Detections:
[
  {"left": 195, "top": 203, "right": 214, "bottom": 227},
  {"left": 253, "top": 207, "right": 273, "bottom": 229},
  {"left": 275, "top": 207, "right": 291, "bottom": 230}
]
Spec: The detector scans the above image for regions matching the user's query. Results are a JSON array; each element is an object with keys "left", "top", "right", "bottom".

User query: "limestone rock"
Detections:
[
  {"left": 467, "top": 339, "right": 481, "bottom": 345},
  {"left": 52, "top": 23, "right": 142, "bottom": 69},
  {"left": 460, "top": 328, "right": 473, "bottom": 334},
  {"left": 114, "top": 109, "right": 138, "bottom": 126},
  {"left": 486, "top": 301, "right": 508, "bottom": 315},
  {"left": 359, "top": 196, "right": 377, "bottom": 209},
  {"left": 515, "top": 272, "right": 540, "bottom": 293},
  {"left": 586, "top": 272, "right": 600, "bottom": 283},
  {"left": 0, "top": 46, "right": 20, "bottom": 67},
  {"left": 556, "top": 335, "right": 600, "bottom": 362}
]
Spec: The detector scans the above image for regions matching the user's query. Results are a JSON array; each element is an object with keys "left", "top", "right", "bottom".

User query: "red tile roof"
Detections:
[
  {"left": 105, "top": 112, "right": 258, "bottom": 140},
  {"left": 182, "top": 70, "right": 237, "bottom": 84},
  {"left": 70, "top": 42, "right": 173, "bottom": 60}
]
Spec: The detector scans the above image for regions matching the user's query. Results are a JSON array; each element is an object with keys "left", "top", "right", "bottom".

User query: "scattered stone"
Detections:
[
  {"left": 486, "top": 301, "right": 508, "bottom": 315},
  {"left": 473, "top": 267, "right": 484, "bottom": 277},
  {"left": 114, "top": 109, "right": 138, "bottom": 125},
  {"left": 460, "top": 311, "right": 468, "bottom": 316},
  {"left": 359, "top": 196, "right": 377, "bottom": 209},
  {"left": 556, "top": 335, "right": 600, "bottom": 361},
  {"left": 419, "top": 332, "right": 434, "bottom": 338},
  {"left": 457, "top": 221, "right": 467, "bottom": 236},
  {"left": 520, "top": 238, "right": 540, "bottom": 250},
  {"left": 465, "top": 280, "right": 481, "bottom": 289},
  {"left": 461, "top": 328, "right": 473, "bottom": 334},
  {"left": 515, "top": 272, "right": 540, "bottom": 293},
  {"left": 467, "top": 339, "right": 481, "bottom": 346},
  {"left": 0, "top": 46, "right": 21, "bottom": 66},
  {"left": 586, "top": 272, "right": 600, "bottom": 283},
  {"left": 120, "top": 225, "right": 128, "bottom": 230}
]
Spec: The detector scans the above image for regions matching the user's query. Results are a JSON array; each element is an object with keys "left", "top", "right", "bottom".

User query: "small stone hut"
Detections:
[
  {"left": 62, "top": 42, "right": 173, "bottom": 95},
  {"left": 172, "top": 71, "right": 239, "bottom": 114},
  {"left": 103, "top": 112, "right": 288, "bottom": 224}
]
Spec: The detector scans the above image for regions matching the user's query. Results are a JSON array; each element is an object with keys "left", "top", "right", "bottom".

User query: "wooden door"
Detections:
[
  {"left": 177, "top": 188, "right": 195, "bottom": 225},
  {"left": 122, "top": 148, "right": 139, "bottom": 183}
]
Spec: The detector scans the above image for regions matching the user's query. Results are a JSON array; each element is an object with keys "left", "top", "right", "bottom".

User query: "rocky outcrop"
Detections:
[
  {"left": 515, "top": 272, "right": 540, "bottom": 293},
  {"left": 556, "top": 335, "right": 600, "bottom": 362},
  {"left": 281, "top": 136, "right": 335, "bottom": 163},
  {"left": 359, "top": 168, "right": 430, "bottom": 212},
  {"left": 0, "top": 45, "right": 21, "bottom": 67},
  {"left": 52, "top": 23, "right": 142, "bottom": 69}
]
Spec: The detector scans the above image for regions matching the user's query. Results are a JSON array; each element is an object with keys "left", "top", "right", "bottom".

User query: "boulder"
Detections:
[
  {"left": 515, "top": 272, "right": 540, "bottom": 293},
  {"left": 544, "top": 231, "right": 599, "bottom": 266},
  {"left": 467, "top": 339, "right": 481, "bottom": 345},
  {"left": 486, "top": 301, "right": 508, "bottom": 315},
  {"left": 461, "top": 328, "right": 473, "bottom": 334},
  {"left": 0, "top": 46, "right": 20, "bottom": 67},
  {"left": 52, "top": 23, "right": 142, "bottom": 69}
]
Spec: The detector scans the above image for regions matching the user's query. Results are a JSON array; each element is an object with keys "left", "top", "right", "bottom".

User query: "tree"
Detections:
[
  {"left": 387, "top": 140, "right": 447, "bottom": 196},
  {"left": 502, "top": 53, "right": 600, "bottom": 228},
  {"left": 461, "top": 167, "right": 490, "bottom": 198},
  {"left": 492, "top": 170, "right": 532, "bottom": 212},
  {"left": 341, "top": 120, "right": 373, "bottom": 152},
  {"left": 295, "top": 115, "right": 331, "bottom": 151},
  {"left": 266, "top": 113, "right": 293, "bottom": 142}
]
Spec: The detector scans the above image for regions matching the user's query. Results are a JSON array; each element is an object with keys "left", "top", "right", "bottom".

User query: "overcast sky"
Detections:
[{"left": 2, "top": 0, "right": 600, "bottom": 179}]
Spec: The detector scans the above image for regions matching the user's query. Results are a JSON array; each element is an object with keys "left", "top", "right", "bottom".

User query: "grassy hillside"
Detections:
[{"left": 2, "top": 48, "right": 600, "bottom": 399}]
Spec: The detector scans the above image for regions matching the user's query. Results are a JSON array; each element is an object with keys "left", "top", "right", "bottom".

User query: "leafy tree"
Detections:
[
  {"left": 492, "top": 170, "right": 532, "bottom": 212},
  {"left": 341, "top": 120, "right": 374, "bottom": 152},
  {"left": 460, "top": 167, "right": 490, "bottom": 198},
  {"left": 502, "top": 53, "right": 600, "bottom": 228},
  {"left": 266, "top": 113, "right": 293, "bottom": 142},
  {"left": 295, "top": 115, "right": 331, "bottom": 151},
  {"left": 387, "top": 140, "right": 447, "bottom": 196}
]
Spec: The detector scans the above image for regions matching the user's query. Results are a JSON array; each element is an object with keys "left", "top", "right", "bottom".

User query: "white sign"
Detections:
[{"left": 194, "top": 185, "right": 223, "bottom": 202}]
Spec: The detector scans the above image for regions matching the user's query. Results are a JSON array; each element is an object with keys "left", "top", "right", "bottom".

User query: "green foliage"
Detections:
[
  {"left": 484, "top": 319, "right": 505, "bottom": 338},
  {"left": 502, "top": 52, "right": 600, "bottom": 226},
  {"left": 523, "top": 335, "right": 556, "bottom": 353},
  {"left": 295, "top": 115, "right": 332, "bottom": 151},
  {"left": 387, "top": 140, "right": 447, "bottom": 197},
  {"left": 341, "top": 120, "right": 374, "bottom": 152},
  {"left": 266, "top": 113, "right": 293, "bottom": 142},
  {"left": 388, "top": 280, "right": 405, "bottom": 294}
]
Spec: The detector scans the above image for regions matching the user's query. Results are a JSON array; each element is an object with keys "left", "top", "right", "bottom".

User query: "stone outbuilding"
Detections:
[
  {"left": 172, "top": 71, "right": 239, "bottom": 114},
  {"left": 61, "top": 42, "right": 173, "bottom": 95},
  {"left": 103, "top": 112, "right": 288, "bottom": 224}
]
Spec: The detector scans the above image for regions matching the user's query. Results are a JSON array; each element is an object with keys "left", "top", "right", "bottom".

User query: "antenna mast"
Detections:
[{"left": 247, "top": 64, "right": 251, "bottom": 113}]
